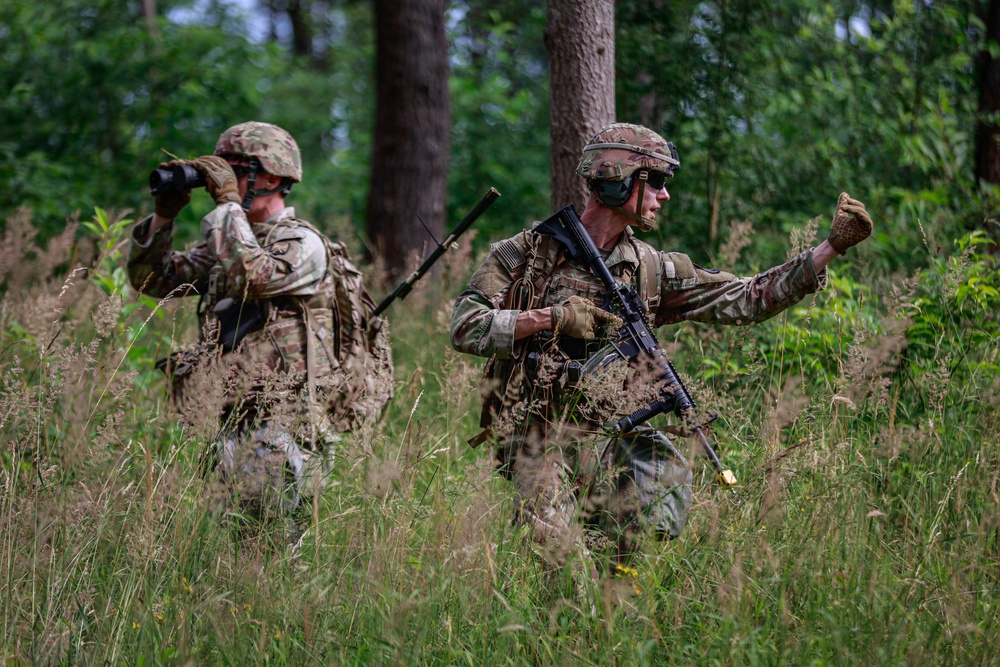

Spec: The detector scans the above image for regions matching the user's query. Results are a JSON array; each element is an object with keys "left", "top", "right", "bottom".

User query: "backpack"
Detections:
[{"left": 280, "top": 219, "right": 394, "bottom": 431}]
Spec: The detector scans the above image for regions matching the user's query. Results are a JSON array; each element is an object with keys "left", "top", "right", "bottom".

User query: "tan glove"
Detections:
[
  {"left": 827, "top": 192, "right": 873, "bottom": 255},
  {"left": 550, "top": 295, "right": 620, "bottom": 340},
  {"left": 188, "top": 155, "right": 241, "bottom": 206}
]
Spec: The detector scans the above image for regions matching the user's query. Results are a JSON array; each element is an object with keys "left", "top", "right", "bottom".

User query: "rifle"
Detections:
[
  {"left": 373, "top": 188, "right": 501, "bottom": 317},
  {"left": 536, "top": 204, "right": 739, "bottom": 493}
]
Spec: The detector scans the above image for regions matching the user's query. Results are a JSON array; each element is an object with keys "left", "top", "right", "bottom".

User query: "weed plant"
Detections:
[{"left": 1, "top": 207, "right": 998, "bottom": 665}]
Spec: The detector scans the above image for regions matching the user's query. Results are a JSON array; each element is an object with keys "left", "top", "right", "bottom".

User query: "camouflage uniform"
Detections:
[
  {"left": 451, "top": 222, "right": 827, "bottom": 556},
  {"left": 129, "top": 123, "right": 391, "bottom": 518}
]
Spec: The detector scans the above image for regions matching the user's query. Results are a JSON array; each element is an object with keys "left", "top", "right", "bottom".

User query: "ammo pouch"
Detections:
[{"left": 523, "top": 351, "right": 584, "bottom": 400}]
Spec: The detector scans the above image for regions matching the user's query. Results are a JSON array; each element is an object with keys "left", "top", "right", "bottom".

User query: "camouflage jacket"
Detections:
[
  {"left": 127, "top": 204, "right": 326, "bottom": 301},
  {"left": 450, "top": 225, "right": 827, "bottom": 429},
  {"left": 127, "top": 204, "right": 392, "bottom": 431}
]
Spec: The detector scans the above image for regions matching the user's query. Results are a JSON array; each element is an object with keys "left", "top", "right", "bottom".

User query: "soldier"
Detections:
[
  {"left": 128, "top": 121, "right": 392, "bottom": 523},
  {"left": 450, "top": 122, "right": 872, "bottom": 569}
]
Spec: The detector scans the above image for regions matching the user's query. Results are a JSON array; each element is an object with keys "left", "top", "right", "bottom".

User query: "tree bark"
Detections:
[
  {"left": 545, "top": 0, "right": 616, "bottom": 212},
  {"left": 976, "top": 0, "right": 1000, "bottom": 185},
  {"left": 367, "top": 0, "right": 450, "bottom": 285}
]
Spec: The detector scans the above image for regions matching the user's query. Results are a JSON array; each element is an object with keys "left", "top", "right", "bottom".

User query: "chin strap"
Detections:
[
  {"left": 606, "top": 171, "right": 656, "bottom": 232},
  {"left": 631, "top": 171, "right": 651, "bottom": 231},
  {"left": 240, "top": 158, "right": 291, "bottom": 213},
  {"left": 240, "top": 159, "right": 260, "bottom": 213}
]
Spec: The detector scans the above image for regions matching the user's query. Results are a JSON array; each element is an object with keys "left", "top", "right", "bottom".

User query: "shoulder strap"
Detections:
[
  {"left": 476, "top": 230, "right": 562, "bottom": 439},
  {"left": 528, "top": 232, "right": 563, "bottom": 309},
  {"left": 633, "top": 239, "right": 662, "bottom": 313}
]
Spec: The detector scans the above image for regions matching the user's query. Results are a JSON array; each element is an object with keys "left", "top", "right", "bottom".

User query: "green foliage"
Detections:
[
  {"left": 617, "top": 0, "right": 997, "bottom": 271},
  {"left": 447, "top": 3, "right": 551, "bottom": 240},
  {"left": 83, "top": 206, "right": 133, "bottom": 296},
  {"left": 81, "top": 206, "right": 173, "bottom": 391}
]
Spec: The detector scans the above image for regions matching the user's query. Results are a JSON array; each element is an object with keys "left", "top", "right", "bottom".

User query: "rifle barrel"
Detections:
[{"left": 373, "top": 187, "right": 500, "bottom": 317}]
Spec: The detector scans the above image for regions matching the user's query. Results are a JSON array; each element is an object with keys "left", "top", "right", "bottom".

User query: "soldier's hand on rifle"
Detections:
[
  {"left": 153, "top": 161, "right": 191, "bottom": 220},
  {"left": 188, "top": 155, "right": 242, "bottom": 206},
  {"left": 826, "top": 192, "right": 873, "bottom": 255},
  {"left": 551, "top": 296, "right": 620, "bottom": 340}
]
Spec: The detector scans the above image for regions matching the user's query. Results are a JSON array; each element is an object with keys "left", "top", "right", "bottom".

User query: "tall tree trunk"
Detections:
[
  {"left": 266, "top": 0, "right": 327, "bottom": 69},
  {"left": 286, "top": 0, "right": 314, "bottom": 60},
  {"left": 976, "top": 0, "right": 1000, "bottom": 186},
  {"left": 141, "top": 0, "right": 159, "bottom": 40},
  {"left": 545, "top": 0, "right": 616, "bottom": 212},
  {"left": 367, "top": 0, "right": 450, "bottom": 286}
]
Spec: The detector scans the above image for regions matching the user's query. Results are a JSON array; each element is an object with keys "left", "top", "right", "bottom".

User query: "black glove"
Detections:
[{"left": 153, "top": 161, "right": 191, "bottom": 218}]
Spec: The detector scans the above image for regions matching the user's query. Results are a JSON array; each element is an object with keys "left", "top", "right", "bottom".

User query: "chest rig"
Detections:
[{"left": 474, "top": 229, "right": 662, "bottom": 442}]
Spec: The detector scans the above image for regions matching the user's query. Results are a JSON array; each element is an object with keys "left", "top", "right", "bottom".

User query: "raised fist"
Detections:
[{"left": 827, "top": 192, "right": 873, "bottom": 255}]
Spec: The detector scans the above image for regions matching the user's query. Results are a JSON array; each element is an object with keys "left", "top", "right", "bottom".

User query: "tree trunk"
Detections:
[
  {"left": 976, "top": 0, "right": 1000, "bottom": 186},
  {"left": 141, "top": 0, "right": 159, "bottom": 40},
  {"left": 367, "top": 0, "right": 450, "bottom": 286},
  {"left": 266, "top": 0, "right": 327, "bottom": 69},
  {"left": 286, "top": 0, "right": 314, "bottom": 60},
  {"left": 545, "top": 0, "right": 616, "bottom": 212}
]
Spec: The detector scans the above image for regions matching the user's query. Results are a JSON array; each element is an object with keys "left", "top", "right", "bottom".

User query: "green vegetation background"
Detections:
[{"left": 1, "top": 0, "right": 999, "bottom": 664}]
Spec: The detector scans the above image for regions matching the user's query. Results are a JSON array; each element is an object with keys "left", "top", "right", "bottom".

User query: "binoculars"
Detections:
[{"left": 149, "top": 164, "right": 206, "bottom": 195}]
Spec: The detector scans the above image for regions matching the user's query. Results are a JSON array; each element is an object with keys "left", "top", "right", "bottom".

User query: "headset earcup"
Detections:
[{"left": 592, "top": 176, "right": 634, "bottom": 207}]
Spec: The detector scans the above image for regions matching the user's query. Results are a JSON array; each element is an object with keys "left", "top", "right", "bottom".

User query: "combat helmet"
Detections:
[
  {"left": 576, "top": 123, "right": 680, "bottom": 231},
  {"left": 215, "top": 121, "right": 302, "bottom": 212},
  {"left": 215, "top": 121, "right": 302, "bottom": 182}
]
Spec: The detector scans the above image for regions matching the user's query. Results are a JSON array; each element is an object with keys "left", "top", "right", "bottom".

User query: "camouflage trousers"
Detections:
[
  {"left": 215, "top": 420, "right": 337, "bottom": 520},
  {"left": 499, "top": 423, "right": 693, "bottom": 563}
]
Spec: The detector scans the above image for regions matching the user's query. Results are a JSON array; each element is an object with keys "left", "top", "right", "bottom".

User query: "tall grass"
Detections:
[{"left": 1, "top": 208, "right": 998, "bottom": 665}]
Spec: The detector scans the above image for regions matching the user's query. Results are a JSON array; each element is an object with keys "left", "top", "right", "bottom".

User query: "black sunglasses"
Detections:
[
  {"left": 640, "top": 170, "right": 670, "bottom": 190},
  {"left": 229, "top": 164, "right": 252, "bottom": 178}
]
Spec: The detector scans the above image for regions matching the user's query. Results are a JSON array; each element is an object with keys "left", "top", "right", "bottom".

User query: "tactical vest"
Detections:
[{"left": 476, "top": 228, "right": 662, "bottom": 433}]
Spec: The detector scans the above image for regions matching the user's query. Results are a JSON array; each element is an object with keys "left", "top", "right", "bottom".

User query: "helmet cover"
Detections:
[
  {"left": 214, "top": 121, "right": 303, "bottom": 183},
  {"left": 576, "top": 122, "right": 679, "bottom": 182}
]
